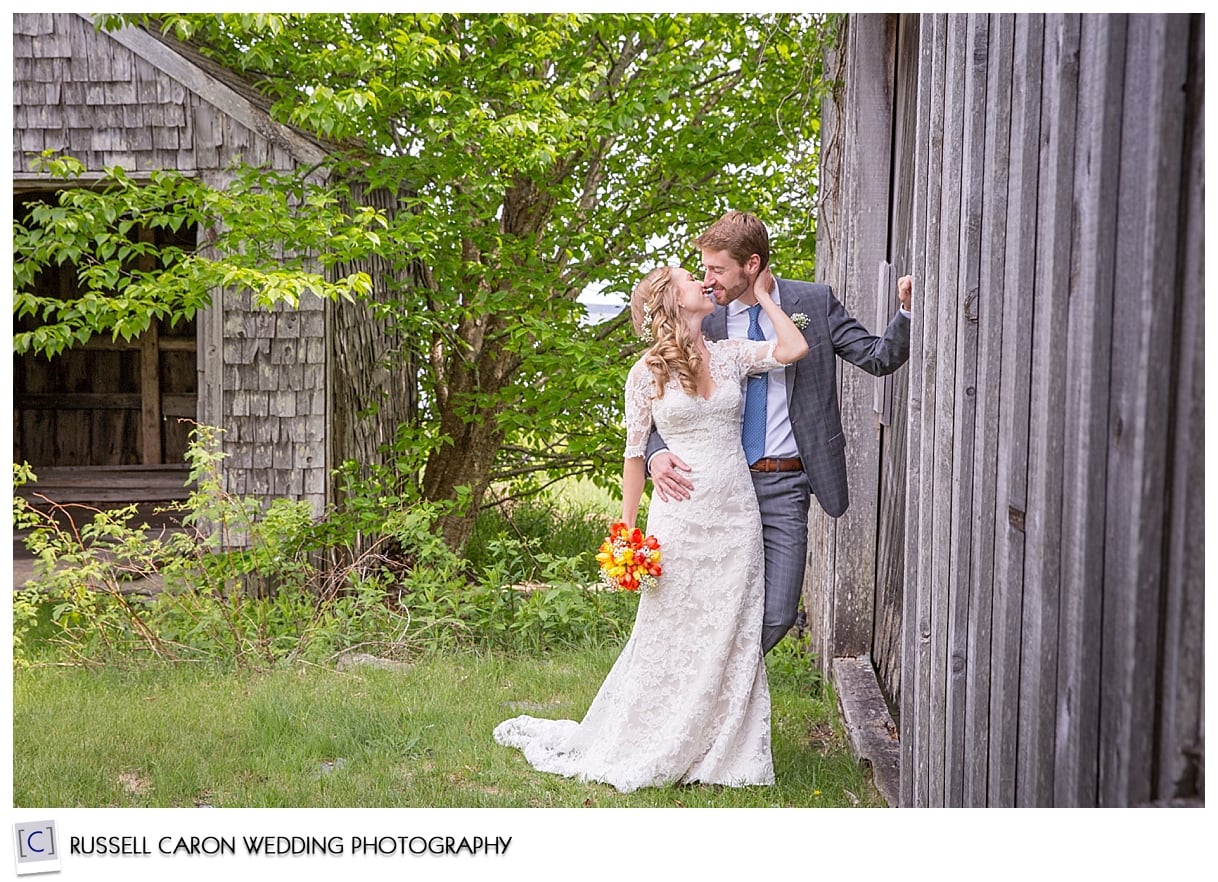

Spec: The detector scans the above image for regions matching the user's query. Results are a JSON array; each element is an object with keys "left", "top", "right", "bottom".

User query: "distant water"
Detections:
[{"left": 581, "top": 302, "right": 626, "bottom": 325}]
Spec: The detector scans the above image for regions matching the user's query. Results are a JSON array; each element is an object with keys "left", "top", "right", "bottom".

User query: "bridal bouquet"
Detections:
[{"left": 595, "top": 522, "right": 662, "bottom": 592}]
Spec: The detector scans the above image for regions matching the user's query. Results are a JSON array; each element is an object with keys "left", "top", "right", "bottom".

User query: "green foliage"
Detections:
[
  {"left": 765, "top": 627, "right": 826, "bottom": 698},
  {"left": 466, "top": 495, "right": 612, "bottom": 584},
  {"left": 14, "top": 425, "right": 638, "bottom": 668},
  {"left": 466, "top": 535, "right": 639, "bottom": 653},
  {"left": 13, "top": 155, "right": 382, "bottom": 357},
  {"left": 16, "top": 14, "right": 840, "bottom": 525}
]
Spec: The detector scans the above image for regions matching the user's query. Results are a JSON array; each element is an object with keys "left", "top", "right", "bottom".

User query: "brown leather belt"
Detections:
[{"left": 749, "top": 457, "right": 803, "bottom": 473}]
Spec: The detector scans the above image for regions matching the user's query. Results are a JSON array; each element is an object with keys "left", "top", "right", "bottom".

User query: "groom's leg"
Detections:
[{"left": 751, "top": 471, "right": 812, "bottom": 653}]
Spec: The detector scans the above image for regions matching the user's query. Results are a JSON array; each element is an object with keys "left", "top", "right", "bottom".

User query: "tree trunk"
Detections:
[
  {"left": 421, "top": 177, "right": 553, "bottom": 554},
  {"left": 422, "top": 406, "right": 507, "bottom": 554}
]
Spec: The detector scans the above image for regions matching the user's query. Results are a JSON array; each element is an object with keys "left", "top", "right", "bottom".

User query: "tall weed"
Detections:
[{"left": 13, "top": 426, "right": 638, "bottom": 669}]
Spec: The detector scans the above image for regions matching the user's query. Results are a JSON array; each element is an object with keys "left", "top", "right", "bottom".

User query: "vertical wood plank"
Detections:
[
  {"left": 826, "top": 11, "right": 863, "bottom": 662},
  {"left": 871, "top": 261, "right": 900, "bottom": 692},
  {"left": 1017, "top": 12, "right": 1080, "bottom": 807},
  {"left": 1053, "top": 13, "right": 1125, "bottom": 808},
  {"left": 898, "top": 12, "right": 933, "bottom": 807},
  {"left": 90, "top": 348, "right": 122, "bottom": 465},
  {"left": 1154, "top": 13, "right": 1204, "bottom": 804},
  {"left": 988, "top": 13, "right": 1044, "bottom": 807},
  {"left": 139, "top": 321, "right": 163, "bottom": 464},
  {"left": 119, "top": 350, "right": 141, "bottom": 465},
  {"left": 1101, "top": 13, "right": 1189, "bottom": 807},
  {"left": 927, "top": 13, "right": 967, "bottom": 807},
  {"left": 138, "top": 227, "right": 163, "bottom": 464},
  {"left": 964, "top": 13, "right": 1014, "bottom": 807},
  {"left": 196, "top": 219, "right": 225, "bottom": 494},
  {"left": 910, "top": 12, "right": 947, "bottom": 808},
  {"left": 832, "top": 12, "right": 895, "bottom": 658},
  {"left": 944, "top": 12, "right": 988, "bottom": 808},
  {"left": 18, "top": 351, "right": 55, "bottom": 467},
  {"left": 873, "top": 13, "right": 921, "bottom": 711},
  {"left": 160, "top": 316, "right": 198, "bottom": 462},
  {"left": 59, "top": 351, "right": 92, "bottom": 466},
  {"left": 806, "top": 16, "right": 847, "bottom": 675},
  {"left": 52, "top": 263, "right": 80, "bottom": 465}
]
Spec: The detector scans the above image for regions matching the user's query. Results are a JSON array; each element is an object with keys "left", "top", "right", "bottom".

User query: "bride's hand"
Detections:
[{"left": 753, "top": 267, "right": 776, "bottom": 300}]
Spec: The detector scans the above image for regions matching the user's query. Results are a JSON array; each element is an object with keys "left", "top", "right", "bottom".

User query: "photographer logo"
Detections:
[{"left": 13, "top": 820, "right": 61, "bottom": 875}]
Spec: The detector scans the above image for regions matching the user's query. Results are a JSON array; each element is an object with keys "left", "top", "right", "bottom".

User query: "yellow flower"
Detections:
[{"left": 595, "top": 522, "right": 663, "bottom": 592}]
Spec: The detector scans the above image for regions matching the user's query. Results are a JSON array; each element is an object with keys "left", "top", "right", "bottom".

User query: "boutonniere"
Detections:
[{"left": 791, "top": 312, "right": 809, "bottom": 330}]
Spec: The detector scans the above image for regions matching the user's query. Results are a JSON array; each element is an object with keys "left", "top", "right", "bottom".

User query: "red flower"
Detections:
[{"left": 595, "top": 521, "right": 662, "bottom": 592}]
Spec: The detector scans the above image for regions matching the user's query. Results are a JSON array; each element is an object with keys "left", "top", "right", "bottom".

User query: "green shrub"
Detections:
[
  {"left": 13, "top": 426, "right": 639, "bottom": 669},
  {"left": 466, "top": 495, "right": 610, "bottom": 584},
  {"left": 765, "top": 625, "right": 825, "bottom": 697}
]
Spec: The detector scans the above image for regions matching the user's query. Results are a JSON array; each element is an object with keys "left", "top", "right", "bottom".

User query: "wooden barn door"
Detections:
[{"left": 13, "top": 189, "right": 198, "bottom": 473}]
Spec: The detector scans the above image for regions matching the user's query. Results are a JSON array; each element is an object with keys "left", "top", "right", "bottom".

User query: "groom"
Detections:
[{"left": 647, "top": 210, "right": 913, "bottom": 653}]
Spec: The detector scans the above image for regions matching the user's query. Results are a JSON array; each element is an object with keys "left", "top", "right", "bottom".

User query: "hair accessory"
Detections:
[{"left": 640, "top": 302, "right": 655, "bottom": 344}]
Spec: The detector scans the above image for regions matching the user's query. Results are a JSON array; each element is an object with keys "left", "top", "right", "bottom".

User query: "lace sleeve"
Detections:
[
  {"left": 718, "top": 338, "right": 781, "bottom": 379},
  {"left": 623, "top": 359, "right": 655, "bottom": 459}
]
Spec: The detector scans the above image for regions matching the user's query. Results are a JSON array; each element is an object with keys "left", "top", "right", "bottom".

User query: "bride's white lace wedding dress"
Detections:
[{"left": 493, "top": 338, "right": 778, "bottom": 793}]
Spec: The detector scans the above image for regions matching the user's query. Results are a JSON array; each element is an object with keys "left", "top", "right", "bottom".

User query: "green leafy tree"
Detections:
[
  {"left": 13, "top": 155, "right": 381, "bottom": 357},
  {"left": 15, "top": 13, "right": 836, "bottom": 552}
]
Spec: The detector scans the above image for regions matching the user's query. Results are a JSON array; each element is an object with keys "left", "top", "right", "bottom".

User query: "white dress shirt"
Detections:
[{"left": 726, "top": 283, "right": 800, "bottom": 461}]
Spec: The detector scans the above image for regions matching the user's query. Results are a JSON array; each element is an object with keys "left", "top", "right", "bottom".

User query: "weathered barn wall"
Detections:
[
  {"left": 807, "top": 13, "right": 907, "bottom": 670},
  {"left": 816, "top": 12, "right": 1204, "bottom": 807}
]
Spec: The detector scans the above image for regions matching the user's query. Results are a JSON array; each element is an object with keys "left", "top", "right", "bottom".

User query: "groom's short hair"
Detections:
[{"left": 694, "top": 210, "right": 770, "bottom": 270}]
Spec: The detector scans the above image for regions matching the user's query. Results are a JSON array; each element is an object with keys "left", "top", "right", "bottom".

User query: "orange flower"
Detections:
[{"left": 596, "top": 521, "right": 662, "bottom": 592}]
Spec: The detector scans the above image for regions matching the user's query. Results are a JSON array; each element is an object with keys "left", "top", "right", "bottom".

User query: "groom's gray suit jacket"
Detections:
[{"left": 648, "top": 279, "right": 910, "bottom": 519}]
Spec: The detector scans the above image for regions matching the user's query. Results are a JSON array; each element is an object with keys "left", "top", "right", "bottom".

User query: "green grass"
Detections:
[
  {"left": 13, "top": 471, "right": 881, "bottom": 808},
  {"left": 13, "top": 644, "right": 883, "bottom": 808}
]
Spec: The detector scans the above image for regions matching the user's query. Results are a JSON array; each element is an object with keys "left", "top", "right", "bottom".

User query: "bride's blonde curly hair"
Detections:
[{"left": 630, "top": 266, "right": 704, "bottom": 399}]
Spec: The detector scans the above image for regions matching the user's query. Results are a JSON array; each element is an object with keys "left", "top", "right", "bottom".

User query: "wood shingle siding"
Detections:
[{"left": 14, "top": 12, "right": 333, "bottom": 519}]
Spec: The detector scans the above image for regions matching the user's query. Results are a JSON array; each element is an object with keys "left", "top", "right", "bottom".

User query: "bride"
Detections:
[{"left": 493, "top": 264, "right": 809, "bottom": 793}]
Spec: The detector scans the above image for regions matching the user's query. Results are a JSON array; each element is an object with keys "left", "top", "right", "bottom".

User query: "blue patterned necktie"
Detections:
[{"left": 741, "top": 303, "right": 768, "bottom": 465}]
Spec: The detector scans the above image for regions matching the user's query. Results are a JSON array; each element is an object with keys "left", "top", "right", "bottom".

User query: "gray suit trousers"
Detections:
[{"left": 751, "top": 469, "right": 812, "bottom": 653}]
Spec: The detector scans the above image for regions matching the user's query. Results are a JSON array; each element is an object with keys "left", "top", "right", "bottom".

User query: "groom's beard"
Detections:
[
  {"left": 711, "top": 274, "right": 753, "bottom": 306},
  {"left": 719, "top": 274, "right": 755, "bottom": 306}
]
